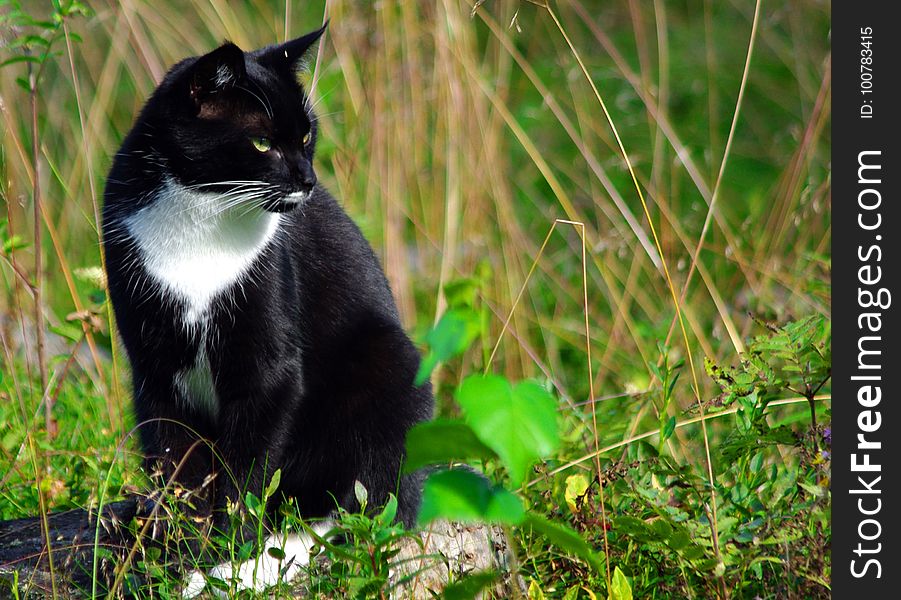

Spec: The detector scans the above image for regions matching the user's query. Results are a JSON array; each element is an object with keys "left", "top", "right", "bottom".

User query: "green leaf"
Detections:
[
  {"left": 403, "top": 419, "right": 497, "bottom": 473},
  {"left": 680, "top": 544, "right": 706, "bottom": 560},
  {"left": 563, "top": 586, "right": 581, "bottom": 600},
  {"left": 347, "top": 576, "right": 387, "bottom": 596},
  {"left": 375, "top": 493, "right": 398, "bottom": 527},
  {"left": 415, "top": 308, "right": 482, "bottom": 385},
  {"left": 799, "top": 481, "right": 825, "bottom": 498},
  {"left": 442, "top": 277, "right": 481, "bottom": 309},
  {"left": 237, "top": 539, "right": 255, "bottom": 560},
  {"left": 48, "top": 322, "right": 82, "bottom": 343},
  {"left": 485, "top": 485, "right": 525, "bottom": 522},
  {"left": 244, "top": 491, "right": 262, "bottom": 518},
  {"left": 613, "top": 516, "right": 652, "bottom": 540},
  {"left": 354, "top": 480, "right": 368, "bottom": 509},
  {"left": 264, "top": 469, "right": 281, "bottom": 501},
  {"left": 1, "top": 55, "right": 41, "bottom": 68},
  {"left": 144, "top": 546, "right": 161, "bottom": 562},
  {"left": 528, "top": 580, "right": 546, "bottom": 600},
  {"left": 649, "top": 518, "right": 673, "bottom": 541},
  {"left": 660, "top": 415, "right": 676, "bottom": 445},
  {"left": 418, "top": 468, "right": 524, "bottom": 526},
  {"left": 2, "top": 234, "right": 27, "bottom": 254},
  {"left": 564, "top": 473, "right": 590, "bottom": 514},
  {"left": 607, "top": 567, "right": 632, "bottom": 600},
  {"left": 667, "top": 529, "right": 691, "bottom": 550},
  {"left": 523, "top": 514, "right": 604, "bottom": 572},
  {"left": 441, "top": 571, "right": 499, "bottom": 600},
  {"left": 716, "top": 516, "right": 738, "bottom": 537},
  {"left": 456, "top": 375, "right": 560, "bottom": 486}
]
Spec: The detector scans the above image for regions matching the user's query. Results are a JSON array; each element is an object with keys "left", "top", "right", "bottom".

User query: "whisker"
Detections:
[{"left": 236, "top": 84, "right": 273, "bottom": 119}]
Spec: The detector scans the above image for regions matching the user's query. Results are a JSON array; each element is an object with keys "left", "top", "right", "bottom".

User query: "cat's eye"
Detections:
[
  {"left": 251, "top": 137, "right": 272, "bottom": 152},
  {"left": 302, "top": 131, "right": 312, "bottom": 146}
]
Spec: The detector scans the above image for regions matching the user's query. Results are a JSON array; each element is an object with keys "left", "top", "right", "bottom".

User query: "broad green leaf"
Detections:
[
  {"left": 403, "top": 419, "right": 497, "bottom": 473},
  {"left": 485, "top": 485, "right": 525, "bottom": 522},
  {"left": 415, "top": 308, "right": 482, "bottom": 385},
  {"left": 456, "top": 375, "right": 560, "bottom": 486},
  {"left": 418, "top": 468, "right": 524, "bottom": 526},
  {"left": 565, "top": 587, "right": 599, "bottom": 600},
  {"left": 523, "top": 514, "right": 604, "bottom": 573},
  {"left": 607, "top": 567, "right": 632, "bottom": 600},
  {"left": 799, "top": 481, "right": 825, "bottom": 498},
  {"left": 716, "top": 516, "right": 738, "bottom": 538}
]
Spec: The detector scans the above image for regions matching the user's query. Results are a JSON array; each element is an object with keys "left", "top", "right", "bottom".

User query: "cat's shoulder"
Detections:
[{"left": 288, "top": 187, "right": 369, "bottom": 247}]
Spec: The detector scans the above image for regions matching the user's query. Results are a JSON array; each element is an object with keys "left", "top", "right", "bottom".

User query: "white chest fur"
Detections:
[
  {"left": 125, "top": 179, "right": 282, "bottom": 325},
  {"left": 124, "top": 179, "right": 282, "bottom": 415}
]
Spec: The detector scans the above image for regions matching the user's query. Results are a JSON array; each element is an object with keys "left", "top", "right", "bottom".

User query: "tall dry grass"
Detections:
[{"left": 1, "top": 0, "right": 830, "bottom": 552}]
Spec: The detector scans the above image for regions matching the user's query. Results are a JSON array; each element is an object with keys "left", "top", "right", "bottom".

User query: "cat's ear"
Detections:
[
  {"left": 257, "top": 22, "right": 328, "bottom": 71},
  {"left": 189, "top": 42, "right": 246, "bottom": 105}
]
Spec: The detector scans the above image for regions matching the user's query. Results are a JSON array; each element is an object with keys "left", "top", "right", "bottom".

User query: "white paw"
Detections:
[
  {"left": 181, "top": 569, "right": 207, "bottom": 599},
  {"left": 187, "top": 522, "right": 333, "bottom": 597},
  {"left": 208, "top": 533, "right": 309, "bottom": 594}
]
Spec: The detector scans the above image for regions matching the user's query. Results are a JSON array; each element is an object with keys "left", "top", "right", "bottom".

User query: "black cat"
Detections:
[{"left": 102, "top": 25, "right": 433, "bottom": 594}]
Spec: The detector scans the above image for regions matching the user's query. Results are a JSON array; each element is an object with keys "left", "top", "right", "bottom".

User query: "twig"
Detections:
[{"left": 26, "top": 60, "right": 48, "bottom": 434}]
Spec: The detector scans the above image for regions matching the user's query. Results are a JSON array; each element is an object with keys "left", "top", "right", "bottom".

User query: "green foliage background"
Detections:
[{"left": 1, "top": 0, "right": 830, "bottom": 598}]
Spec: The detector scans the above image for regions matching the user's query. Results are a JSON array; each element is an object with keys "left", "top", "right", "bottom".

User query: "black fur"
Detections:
[{"left": 102, "top": 25, "right": 433, "bottom": 549}]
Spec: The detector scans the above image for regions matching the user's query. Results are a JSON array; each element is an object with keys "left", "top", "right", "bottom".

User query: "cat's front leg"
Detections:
[
  {"left": 189, "top": 393, "right": 309, "bottom": 596},
  {"left": 134, "top": 378, "right": 218, "bottom": 518},
  {"left": 207, "top": 389, "right": 295, "bottom": 541},
  {"left": 131, "top": 378, "right": 220, "bottom": 590}
]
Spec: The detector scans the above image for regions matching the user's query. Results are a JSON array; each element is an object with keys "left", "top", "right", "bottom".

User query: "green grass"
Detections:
[{"left": 1, "top": 0, "right": 830, "bottom": 598}]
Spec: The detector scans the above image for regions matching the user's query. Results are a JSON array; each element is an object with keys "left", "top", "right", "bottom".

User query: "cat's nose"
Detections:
[{"left": 292, "top": 158, "right": 317, "bottom": 191}]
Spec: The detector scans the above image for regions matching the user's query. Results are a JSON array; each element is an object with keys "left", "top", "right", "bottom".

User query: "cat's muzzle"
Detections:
[{"left": 266, "top": 190, "right": 310, "bottom": 213}]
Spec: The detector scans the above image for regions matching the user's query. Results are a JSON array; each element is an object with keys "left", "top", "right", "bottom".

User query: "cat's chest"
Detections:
[
  {"left": 176, "top": 331, "right": 218, "bottom": 417},
  {"left": 124, "top": 180, "right": 282, "bottom": 325}
]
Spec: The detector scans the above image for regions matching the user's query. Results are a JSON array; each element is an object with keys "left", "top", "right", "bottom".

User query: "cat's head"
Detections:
[{"left": 142, "top": 25, "right": 327, "bottom": 213}]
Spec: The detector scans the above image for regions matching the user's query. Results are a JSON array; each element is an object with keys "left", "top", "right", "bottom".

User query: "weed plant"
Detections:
[{"left": 1, "top": 0, "right": 830, "bottom": 598}]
